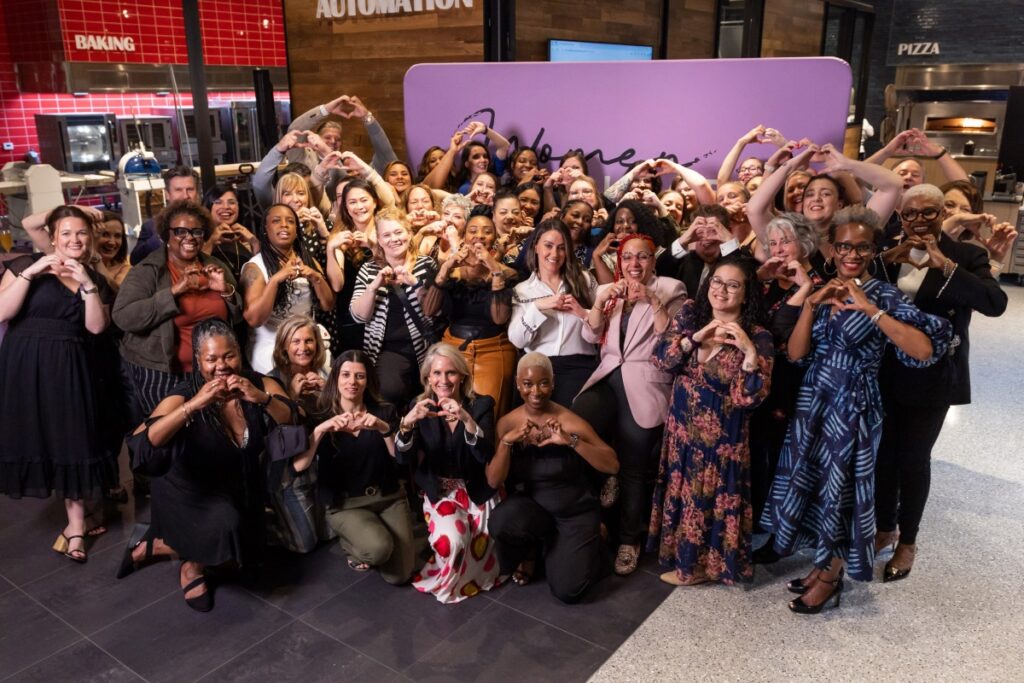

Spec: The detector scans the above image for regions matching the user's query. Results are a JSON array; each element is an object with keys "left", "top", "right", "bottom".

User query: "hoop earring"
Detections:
[
  {"left": 823, "top": 258, "right": 837, "bottom": 276},
  {"left": 867, "top": 258, "right": 878, "bottom": 277}
]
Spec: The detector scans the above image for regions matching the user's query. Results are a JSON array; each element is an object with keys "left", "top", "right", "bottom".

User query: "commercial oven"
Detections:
[
  {"left": 34, "top": 113, "right": 117, "bottom": 173},
  {"left": 220, "top": 100, "right": 293, "bottom": 163},
  {"left": 152, "top": 106, "right": 229, "bottom": 166},
  {"left": 115, "top": 115, "right": 177, "bottom": 168}
]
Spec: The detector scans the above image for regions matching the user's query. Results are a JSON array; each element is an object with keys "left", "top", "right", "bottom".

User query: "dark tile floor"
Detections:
[{"left": 0, "top": 487, "right": 674, "bottom": 682}]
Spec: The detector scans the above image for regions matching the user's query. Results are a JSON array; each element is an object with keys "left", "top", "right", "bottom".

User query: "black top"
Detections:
[
  {"left": 877, "top": 233, "right": 1007, "bottom": 407},
  {"left": 316, "top": 403, "right": 400, "bottom": 504},
  {"left": 396, "top": 394, "right": 496, "bottom": 504},
  {"left": 441, "top": 278, "right": 510, "bottom": 340},
  {"left": 383, "top": 288, "right": 414, "bottom": 350}
]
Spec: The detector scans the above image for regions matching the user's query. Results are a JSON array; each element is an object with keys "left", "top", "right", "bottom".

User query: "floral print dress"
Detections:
[{"left": 647, "top": 301, "right": 774, "bottom": 584}]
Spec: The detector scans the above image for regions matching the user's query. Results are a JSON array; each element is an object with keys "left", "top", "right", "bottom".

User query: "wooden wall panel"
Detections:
[
  {"left": 283, "top": 1, "right": 484, "bottom": 164},
  {"left": 666, "top": 0, "right": 716, "bottom": 59},
  {"left": 761, "top": 0, "right": 824, "bottom": 57},
  {"left": 515, "top": 0, "right": 666, "bottom": 62}
]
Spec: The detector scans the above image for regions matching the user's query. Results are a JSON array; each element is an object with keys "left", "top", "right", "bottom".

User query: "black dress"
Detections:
[
  {"left": 0, "top": 255, "right": 115, "bottom": 500},
  {"left": 127, "top": 374, "right": 271, "bottom": 566}
]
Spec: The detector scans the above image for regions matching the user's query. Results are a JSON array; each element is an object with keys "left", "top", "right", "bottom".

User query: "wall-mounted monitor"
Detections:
[{"left": 548, "top": 39, "right": 654, "bottom": 62}]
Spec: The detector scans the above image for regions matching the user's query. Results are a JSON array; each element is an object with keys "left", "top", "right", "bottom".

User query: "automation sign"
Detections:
[
  {"left": 888, "top": 0, "right": 1024, "bottom": 65},
  {"left": 315, "top": 0, "right": 473, "bottom": 19}
]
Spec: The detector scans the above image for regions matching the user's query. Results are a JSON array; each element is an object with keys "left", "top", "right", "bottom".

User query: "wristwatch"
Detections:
[
  {"left": 363, "top": 112, "right": 375, "bottom": 125},
  {"left": 79, "top": 284, "right": 98, "bottom": 295}
]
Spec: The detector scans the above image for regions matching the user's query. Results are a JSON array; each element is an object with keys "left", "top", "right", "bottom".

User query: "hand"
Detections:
[
  {"left": 816, "top": 143, "right": 849, "bottom": 174},
  {"left": 917, "top": 234, "right": 948, "bottom": 270},
  {"left": 352, "top": 230, "right": 371, "bottom": 249},
  {"left": 692, "top": 319, "right": 723, "bottom": 344},
  {"left": 559, "top": 294, "right": 587, "bottom": 319},
  {"left": 290, "top": 372, "right": 311, "bottom": 399},
  {"left": 434, "top": 397, "right": 464, "bottom": 422},
  {"left": 943, "top": 212, "right": 995, "bottom": 241},
  {"left": 592, "top": 207, "right": 608, "bottom": 228},
  {"left": 640, "top": 189, "right": 661, "bottom": 211},
  {"left": 807, "top": 279, "right": 851, "bottom": 307},
  {"left": 314, "top": 413, "right": 351, "bottom": 439},
  {"left": 328, "top": 229, "right": 355, "bottom": 253},
  {"left": 325, "top": 94, "right": 368, "bottom": 120},
  {"left": 678, "top": 222, "right": 701, "bottom": 248},
  {"left": 743, "top": 125, "right": 766, "bottom": 144},
  {"left": 296, "top": 263, "right": 322, "bottom": 283},
  {"left": 760, "top": 127, "right": 787, "bottom": 147},
  {"left": 597, "top": 280, "right": 628, "bottom": 307},
  {"left": 190, "top": 378, "right": 229, "bottom": 410},
  {"left": 463, "top": 121, "right": 487, "bottom": 138},
  {"left": 353, "top": 410, "right": 384, "bottom": 432},
  {"left": 692, "top": 217, "right": 732, "bottom": 244},
  {"left": 170, "top": 264, "right": 209, "bottom": 295},
  {"left": 225, "top": 375, "right": 267, "bottom": 404},
  {"left": 534, "top": 294, "right": 564, "bottom": 312},
  {"left": 718, "top": 321, "right": 755, "bottom": 356},
  {"left": 446, "top": 243, "right": 471, "bottom": 268},
  {"left": 835, "top": 277, "right": 875, "bottom": 313},
  {"left": 625, "top": 280, "right": 653, "bottom": 304},
  {"left": 375, "top": 265, "right": 396, "bottom": 288},
  {"left": 316, "top": 150, "right": 345, "bottom": 177},
  {"left": 469, "top": 186, "right": 494, "bottom": 206},
  {"left": 471, "top": 242, "right": 499, "bottom": 269},
  {"left": 276, "top": 129, "right": 310, "bottom": 153},
  {"left": 787, "top": 260, "right": 810, "bottom": 287},
  {"left": 907, "top": 128, "right": 944, "bottom": 157},
  {"left": 20, "top": 254, "right": 63, "bottom": 279},
  {"left": 537, "top": 419, "right": 570, "bottom": 447},
  {"left": 391, "top": 265, "right": 417, "bottom": 286},
  {"left": 756, "top": 256, "right": 786, "bottom": 281},
  {"left": 448, "top": 130, "right": 467, "bottom": 152},
  {"left": 203, "top": 264, "right": 227, "bottom": 293},
  {"left": 880, "top": 239, "right": 921, "bottom": 266},
  {"left": 540, "top": 207, "right": 561, "bottom": 223},
  {"left": 339, "top": 151, "right": 371, "bottom": 179},
  {"left": 410, "top": 210, "right": 441, "bottom": 228},
  {"left": 884, "top": 129, "right": 916, "bottom": 156},
  {"left": 502, "top": 419, "right": 536, "bottom": 446},
  {"left": 980, "top": 222, "right": 1018, "bottom": 262},
  {"left": 402, "top": 398, "right": 437, "bottom": 428},
  {"left": 60, "top": 258, "right": 94, "bottom": 287}
]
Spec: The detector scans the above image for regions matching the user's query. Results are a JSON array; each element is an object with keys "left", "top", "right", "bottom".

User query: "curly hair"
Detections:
[
  {"left": 155, "top": 200, "right": 214, "bottom": 242},
  {"left": 690, "top": 253, "right": 767, "bottom": 336},
  {"left": 829, "top": 205, "right": 885, "bottom": 250},
  {"left": 607, "top": 199, "right": 666, "bottom": 245}
]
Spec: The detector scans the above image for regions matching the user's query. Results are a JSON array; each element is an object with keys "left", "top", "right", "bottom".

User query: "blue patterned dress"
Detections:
[
  {"left": 647, "top": 301, "right": 775, "bottom": 584},
  {"left": 761, "top": 279, "right": 951, "bottom": 581}
]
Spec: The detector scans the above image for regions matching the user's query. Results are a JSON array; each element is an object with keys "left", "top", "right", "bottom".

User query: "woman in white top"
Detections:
[
  {"left": 509, "top": 219, "right": 597, "bottom": 408},
  {"left": 241, "top": 204, "right": 335, "bottom": 373}
]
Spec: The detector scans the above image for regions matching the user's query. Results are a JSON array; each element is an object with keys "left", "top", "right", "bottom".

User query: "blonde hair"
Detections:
[
  {"left": 274, "top": 173, "right": 311, "bottom": 209},
  {"left": 371, "top": 207, "right": 415, "bottom": 269},
  {"left": 271, "top": 315, "right": 326, "bottom": 394},
  {"left": 416, "top": 343, "right": 476, "bottom": 402}
]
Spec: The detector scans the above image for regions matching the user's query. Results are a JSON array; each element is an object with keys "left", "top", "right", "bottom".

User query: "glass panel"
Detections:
[
  {"left": 151, "top": 126, "right": 166, "bottom": 148},
  {"left": 67, "top": 124, "right": 110, "bottom": 165},
  {"left": 717, "top": 0, "right": 746, "bottom": 59}
]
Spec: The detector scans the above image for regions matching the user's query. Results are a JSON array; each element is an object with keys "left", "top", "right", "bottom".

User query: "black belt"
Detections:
[{"left": 449, "top": 324, "right": 493, "bottom": 350}]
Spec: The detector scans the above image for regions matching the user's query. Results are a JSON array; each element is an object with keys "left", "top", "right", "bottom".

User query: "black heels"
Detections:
[
  {"left": 788, "top": 569, "right": 844, "bottom": 614},
  {"left": 116, "top": 524, "right": 153, "bottom": 579},
  {"left": 883, "top": 544, "right": 916, "bottom": 583}
]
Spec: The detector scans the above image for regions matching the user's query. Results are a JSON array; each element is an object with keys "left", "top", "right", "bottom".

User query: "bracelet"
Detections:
[
  {"left": 181, "top": 401, "right": 193, "bottom": 425},
  {"left": 942, "top": 258, "right": 954, "bottom": 279},
  {"left": 937, "top": 262, "right": 958, "bottom": 298},
  {"left": 17, "top": 272, "right": 33, "bottom": 282},
  {"left": 261, "top": 392, "right": 274, "bottom": 407},
  {"left": 568, "top": 433, "right": 580, "bottom": 451},
  {"left": 219, "top": 284, "right": 236, "bottom": 299},
  {"left": 869, "top": 309, "right": 886, "bottom": 325},
  {"left": 501, "top": 439, "right": 515, "bottom": 449},
  {"left": 934, "top": 147, "right": 948, "bottom": 159},
  {"left": 363, "top": 112, "right": 375, "bottom": 125}
]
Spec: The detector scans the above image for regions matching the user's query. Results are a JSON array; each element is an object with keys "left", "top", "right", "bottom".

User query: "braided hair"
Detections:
[{"left": 258, "top": 203, "right": 321, "bottom": 315}]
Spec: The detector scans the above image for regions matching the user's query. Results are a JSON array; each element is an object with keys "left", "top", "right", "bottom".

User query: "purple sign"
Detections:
[{"left": 403, "top": 58, "right": 852, "bottom": 186}]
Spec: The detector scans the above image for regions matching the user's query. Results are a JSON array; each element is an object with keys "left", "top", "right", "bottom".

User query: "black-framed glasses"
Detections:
[
  {"left": 833, "top": 241, "right": 875, "bottom": 257},
  {"left": 709, "top": 276, "right": 743, "bottom": 292},
  {"left": 170, "top": 227, "right": 205, "bottom": 239},
  {"left": 900, "top": 207, "right": 941, "bottom": 223}
]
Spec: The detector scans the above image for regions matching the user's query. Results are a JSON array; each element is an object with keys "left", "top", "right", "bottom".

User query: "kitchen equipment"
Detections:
[
  {"left": 115, "top": 116, "right": 177, "bottom": 168},
  {"left": 152, "top": 106, "right": 229, "bottom": 166},
  {"left": 34, "top": 113, "right": 117, "bottom": 173}
]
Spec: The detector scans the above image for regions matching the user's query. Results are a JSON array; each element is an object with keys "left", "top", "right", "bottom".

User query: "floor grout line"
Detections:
[
  {"left": 191, "top": 618, "right": 298, "bottom": 682},
  {"left": 488, "top": 598, "right": 612, "bottom": 652},
  {"left": 294, "top": 617, "right": 413, "bottom": 680}
]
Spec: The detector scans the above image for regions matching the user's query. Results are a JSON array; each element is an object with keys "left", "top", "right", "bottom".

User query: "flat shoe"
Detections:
[
  {"left": 614, "top": 544, "right": 640, "bottom": 576},
  {"left": 181, "top": 564, "right": 213, "bottom": 612},
  {"left": 660, "top": 570, "right": 710, "bottom": 586}
]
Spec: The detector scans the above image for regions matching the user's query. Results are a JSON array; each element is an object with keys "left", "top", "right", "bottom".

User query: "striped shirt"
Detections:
[{"left": 350, "top": 255, "right": 437, "bottom": 364}]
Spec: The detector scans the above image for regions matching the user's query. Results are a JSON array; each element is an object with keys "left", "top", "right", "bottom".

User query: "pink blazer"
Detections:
[{"left": 578, "top": 276, "right": 686, "bottom": 429}]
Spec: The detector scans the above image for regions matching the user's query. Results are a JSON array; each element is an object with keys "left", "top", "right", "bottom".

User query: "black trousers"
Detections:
[
  {"left": 572, "top": 368, "right": 663, "bottom": 546},
  {"left": 874, "top": 401, "right": 949, "bottom": 546},
  {"left": 489, "top": 490, "right": 602, "bottom": 604},
  {"left": 376, "top": 350, "right": 420, "bottom": 410}
]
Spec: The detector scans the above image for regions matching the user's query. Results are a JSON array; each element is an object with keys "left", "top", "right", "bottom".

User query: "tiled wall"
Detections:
[
  {"left": 0, "top": 0, "right": 287, "bottom": 166},
  {"left": 57, "top": 0, "right": 285, "bottom": 66}
]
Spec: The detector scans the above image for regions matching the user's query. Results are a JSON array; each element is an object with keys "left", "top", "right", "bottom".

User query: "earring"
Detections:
[{"left": 823, "top": 258, "right": 837, "bottom": 276}]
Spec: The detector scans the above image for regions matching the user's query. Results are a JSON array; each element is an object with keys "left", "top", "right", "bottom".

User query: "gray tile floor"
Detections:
[
  {"left": 590, "top": 284, "right": 1024, "bottom": 683},
  {"left": 4, "top": 284, "right": 1022, "bottom": 683},
  {"left": 0, "top": 477, "right": 673, "bottom": 682}
]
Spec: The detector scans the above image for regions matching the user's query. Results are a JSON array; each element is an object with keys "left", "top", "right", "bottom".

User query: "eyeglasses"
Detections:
[
  {"left": 709, "top": 276, "right": 743, "bottom": 292},
  {"left": 899, "top": 207, "right": 941, "bottom": 223},
  {"left": 170, "top": 227, "right": 205, "bottom": 239},
  {"left": 833, "top": 241, "right": 875, "bottom": 257},
  {"left": 620, "top": 252, "right": 652, "bottom": 263}
]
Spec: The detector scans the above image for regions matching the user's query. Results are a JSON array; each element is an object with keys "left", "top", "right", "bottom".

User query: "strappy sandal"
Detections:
[
  {"left": 181, "top": 563, "right": 213, "bottom": 612},
  {"left": 52, "top": 532, "right": 87, "bottom": 564},
  {"left": 347, "top": 558, "right": 371, "bottom": 572}
]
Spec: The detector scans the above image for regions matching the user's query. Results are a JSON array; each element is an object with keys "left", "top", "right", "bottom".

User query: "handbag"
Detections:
[{"left": 265, "top": 396, "right": 309, "bottom": 462}]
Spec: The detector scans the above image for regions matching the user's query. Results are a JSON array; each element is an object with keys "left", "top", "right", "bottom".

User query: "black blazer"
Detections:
[
  {"left": 396, "top": 395, "right": 496, "bottom": 505},
  {"left": 655, "top": 250, "right": 707, "bottom": 298},
  {"left": 878, "top": 233, "right": 1007, "bottom": 407}
]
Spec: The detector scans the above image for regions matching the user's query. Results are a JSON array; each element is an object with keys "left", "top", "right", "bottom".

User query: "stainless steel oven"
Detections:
[
  {"left": 899, "top": 100, "right": 1007, "bottom": 158},
  {"left": 115, "top": 115, "right": 177, "bottom": 168},
  {"left": 221, "top": 100, "right": 293, "bottom": 163},
  {"left": 152, "top": 106, "right": 229, "bottom": 166},
  {"left": 34, "top": 113, "right": 117, "bottom": 173}
]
